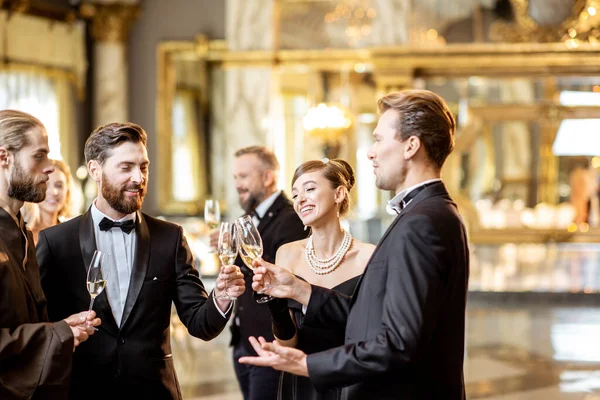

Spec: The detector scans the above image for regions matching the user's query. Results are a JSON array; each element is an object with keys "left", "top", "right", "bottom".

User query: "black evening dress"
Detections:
[{"left": 277, "top": 275, "right": 361, "bottom": 400}]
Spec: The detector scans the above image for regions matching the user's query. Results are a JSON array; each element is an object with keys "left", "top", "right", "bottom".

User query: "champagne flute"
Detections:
[
  {"left": 204, "top": 198, "right": 221, "bottom": 252},
  {"left": 217, "top": 222, "right": 239, "bottom": 300},
  {"left": 235, "top": 215, "right": 272, "bottom": 303},
  {"left": 85, "top": 250, "right": 106, "bottom": 328},
  {"left": 204, "top": 199, "right": 221, "bottom": 230}
]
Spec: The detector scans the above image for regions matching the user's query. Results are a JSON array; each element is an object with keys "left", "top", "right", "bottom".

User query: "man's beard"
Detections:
[
  {"left": 8, "top": 160, "right": 46, "bottom": 203},
  {"left": 240, "top": 190, "right": 264, "bottom": 213},
  {"left": 101, "top": 174, "right": 146, "bottom": 215}
]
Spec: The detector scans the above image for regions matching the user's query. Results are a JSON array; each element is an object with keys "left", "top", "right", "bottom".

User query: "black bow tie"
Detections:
[
  {"left": 99, "top": 217, "right": 135, "bottom": 234},
  {"left": 251, "top": 210, "right": 262, "bottom": 221},
  {"left": 398, "top": 181, "right": 439, "bottom": 211}
]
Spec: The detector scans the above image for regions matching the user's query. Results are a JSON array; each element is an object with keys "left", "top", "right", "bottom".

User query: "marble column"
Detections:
[
  {"left": 81, "top": 1, "right": 140, "bottom": 126},
  {"left": 218, "top": 0, "right": 277, "bottom": 218}
]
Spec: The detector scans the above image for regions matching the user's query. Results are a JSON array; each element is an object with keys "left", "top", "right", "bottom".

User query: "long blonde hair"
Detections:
[{"left": 50, "top": 159, "right": 73, "bottom": 220}]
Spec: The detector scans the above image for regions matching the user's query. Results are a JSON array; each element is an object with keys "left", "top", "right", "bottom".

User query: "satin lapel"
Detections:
[
  {"left": 349, "top": 214, "right": 402, "bottom": 303},
  {"left": 120, "top": 211, "right": 150, "bottom": 330},
  {"left": 349, "top": 182, "right": 449, "bottom": 305},
  {"left": 79, "top": 210, "right": 118, "bottom": 333}
]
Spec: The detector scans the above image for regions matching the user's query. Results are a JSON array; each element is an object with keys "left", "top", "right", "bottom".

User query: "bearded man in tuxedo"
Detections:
[{"left": 39, "top": 122, "right": 245, "bottom": 399}]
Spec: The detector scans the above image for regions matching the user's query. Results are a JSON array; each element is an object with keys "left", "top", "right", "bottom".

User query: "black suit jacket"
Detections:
[
  {"left": 38, "top": 209, "right": 230, "bottom": 400},
  {"left": 304, "top": 182, "right": 469, "bottom": 399},
  {"left": 232, "top": 192, "right": 308, "bottom": 352}
]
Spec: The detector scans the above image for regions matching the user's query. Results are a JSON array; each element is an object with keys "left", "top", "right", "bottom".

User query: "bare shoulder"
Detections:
[
  {"left": 275, "top": 239, "right": 308, "bottom": 273},
  {"left": 353, "top": 240, "right": 376, "bottom": 263}
]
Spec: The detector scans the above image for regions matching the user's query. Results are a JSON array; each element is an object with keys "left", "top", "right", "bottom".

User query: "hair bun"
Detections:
[{"left": 332, "top": 159, "right": 356, "bottom": 191}]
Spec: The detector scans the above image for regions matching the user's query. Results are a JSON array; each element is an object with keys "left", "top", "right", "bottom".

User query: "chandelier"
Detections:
[
  {"left": 302, "top": 103, "right": 352, "bottom": 144},
  {"left": 324, "top": 0, "right": 377, "bottom": 45}
]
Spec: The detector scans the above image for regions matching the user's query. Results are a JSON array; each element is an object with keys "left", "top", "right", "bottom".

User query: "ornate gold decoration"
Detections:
[
  {"left": 79, "top": 2, "right": 140, "bottom": 43},
  {"left": 324, "top": 0, "right": 377, "bottom": 46},
  {"left": 490, "top": 0, "right": 595, "bottom": 44}
]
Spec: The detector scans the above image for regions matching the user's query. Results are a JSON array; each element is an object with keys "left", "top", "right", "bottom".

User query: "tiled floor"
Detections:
[{"left": 170, "top": 285, "right": 600, "bottom": 399}]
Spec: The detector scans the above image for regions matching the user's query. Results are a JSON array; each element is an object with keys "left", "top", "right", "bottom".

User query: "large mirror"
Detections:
[
  {"left": 157, "top": 41, "right": 210, "bottom": 215},
  {"left": 157, "top": 9, "right": 600, "bottom": 245}
]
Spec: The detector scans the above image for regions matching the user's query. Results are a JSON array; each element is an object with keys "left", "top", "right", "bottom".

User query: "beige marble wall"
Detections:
[
  {"left": 226, "top": 0, "right": 273, "bottom": 51},
  {"left": 216, "top": 0, "right": 278, "bottom": 217},
  {"left": 94, "top": 42, "right": 128, "bottom": 126}
]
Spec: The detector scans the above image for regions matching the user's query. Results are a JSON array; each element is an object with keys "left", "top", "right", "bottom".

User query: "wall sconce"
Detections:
[{"left": 302, "top": 103, "right": 352, "bottom": 158}]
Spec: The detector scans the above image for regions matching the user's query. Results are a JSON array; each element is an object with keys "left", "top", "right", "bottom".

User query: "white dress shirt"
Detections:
[
  {"left": 91, "top": 202, "right": 137, "bottom": 327},
  {"left": 252, "top": 191, "right": 280, "bottom": 227},
  {"left": 387, "top": 178, "right": 442, "bottom": 215}
]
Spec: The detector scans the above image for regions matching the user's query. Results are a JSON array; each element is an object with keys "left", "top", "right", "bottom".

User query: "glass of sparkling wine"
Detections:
[
  {"left": 235, "top": 216, "right": 272, "bottom": 304},
  {"left": 204, "top": 199, "right": 221, "bottom": 229},
  {"left": 204, "top": 199, "right": 221, "bottom": 252},
  {"left": 85, "top": 250, "right": 106, "bottom": 327},
  {"left": 217, "top": 222, "right": 239, "bottom": 300}
]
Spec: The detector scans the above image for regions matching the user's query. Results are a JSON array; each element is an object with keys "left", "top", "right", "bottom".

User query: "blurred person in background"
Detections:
[{"left": 210, "top": 145, "right": 307, "bottom": 400}]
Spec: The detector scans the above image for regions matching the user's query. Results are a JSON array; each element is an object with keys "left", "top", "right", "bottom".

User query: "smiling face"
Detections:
[
  {"left": 8, "top": 127, "right": 54, "bottom": 203},
  {"left": 90, "top": 141, "right": 149, "bottom": 216},
  {"left": 38, "top": 168, "right": 67, "bottom": 216},
  {"left": 233, "top": 153, "right": 271, "bottom": 213},
  {"left": 367, "top": 109, "right": 408, "bottom": 192},
  {"left": 292, "top": 170, "right": 342, "bottom": 226}
]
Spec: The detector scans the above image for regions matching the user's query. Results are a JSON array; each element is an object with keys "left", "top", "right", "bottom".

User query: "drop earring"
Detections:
[
  {"left": 304, "top": 225, "right": 308, "bottom": 231},
  {"left": 337, "top": 210, "right": 340, "bottom": 218}
]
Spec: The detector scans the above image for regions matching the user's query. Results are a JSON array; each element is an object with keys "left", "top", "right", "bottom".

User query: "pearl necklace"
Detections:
[{"left": 305, "top": 230, "right": 353, "bottom": 275}]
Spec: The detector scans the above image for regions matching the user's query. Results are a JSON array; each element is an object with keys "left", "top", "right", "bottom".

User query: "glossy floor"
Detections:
[{"left": 171, "top": 297, "right": 600, "bottom": 399}]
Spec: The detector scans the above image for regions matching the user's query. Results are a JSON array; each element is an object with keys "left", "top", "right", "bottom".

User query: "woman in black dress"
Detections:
[{"left": 266, "top": 158, "right": 375, "bottom": 400}]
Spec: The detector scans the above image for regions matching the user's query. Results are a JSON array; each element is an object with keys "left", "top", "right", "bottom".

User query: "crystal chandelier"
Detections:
[
  {"left": 302, "top": 103, "right": 352, "bottom": 144},
  {"left": 324, "top": 0, "right": 377, "bottom": 45}
]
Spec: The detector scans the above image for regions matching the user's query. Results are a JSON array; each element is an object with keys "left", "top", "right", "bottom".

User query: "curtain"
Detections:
[
  {"left": 0, "top": 69, "right": 83, "bottom": 215},
  {"left": 0, "top": 70, "right": 62, "bottom": 157}
]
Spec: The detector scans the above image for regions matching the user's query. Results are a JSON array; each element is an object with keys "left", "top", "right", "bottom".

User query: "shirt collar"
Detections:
[
  {"left": 254, "top": 191, "right": 280, "bottom": 219},
  {"left": 387, "top": 178, "right": 442, "bottom": 215},
  {"left": 91, "top": 200, "right": 137, "bottom": 227}
]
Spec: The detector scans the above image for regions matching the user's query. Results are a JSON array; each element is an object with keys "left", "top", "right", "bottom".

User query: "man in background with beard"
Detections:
[
  {"left": 38, "top": 122, "right": 246, "bottom": 400},
  {"left": 0, "top": 109, "right": 99, "bottom": 400},
  {"left": 210, "top": 146, "right": 307, "bottom": 400}
]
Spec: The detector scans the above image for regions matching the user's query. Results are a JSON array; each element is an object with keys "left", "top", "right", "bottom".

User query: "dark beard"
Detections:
[
  {"left": 8, "top": 160, "right": 46, "bottom": 203},
  {"left": 241, "top": 191, "right": 264, "bottom": 214},
  {"left": 101, "top": 174, "right": 146, "bottom": 215}
]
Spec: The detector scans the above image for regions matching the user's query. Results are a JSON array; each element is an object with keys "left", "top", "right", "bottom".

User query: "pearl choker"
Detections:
[{"left": 305, "top": 230, "right": 353, "bottom": 275}]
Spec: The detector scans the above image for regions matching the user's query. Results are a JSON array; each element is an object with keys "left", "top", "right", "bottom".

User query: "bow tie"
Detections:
[
  {"left": 99, "top": 217, "right": 135, "bottom": 234},
  {"left": 251, "top": 210, "right": 261, "bottom": 221}
]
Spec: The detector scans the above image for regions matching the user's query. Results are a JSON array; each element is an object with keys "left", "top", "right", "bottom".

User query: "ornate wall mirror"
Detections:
[
  {"left": 157, "top": 41, "right": 209, "bottom": 215},
  {"left": 157, "top": 11, "right": 600, "bottom": 244}
]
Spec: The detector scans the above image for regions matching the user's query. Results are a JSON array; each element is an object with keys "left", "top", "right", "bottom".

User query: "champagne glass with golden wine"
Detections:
[
  {"left": 217, "top": 221, "right": 239, "bottom": 300},
  {"left": 85, "top": 250, "right": 106, "bottom": 328},
  {"left": 235, "top": 215, "right": 272, "bottom": 303},
  {"left": 204, "top": 198, "right": 221, "bottom": 252}
]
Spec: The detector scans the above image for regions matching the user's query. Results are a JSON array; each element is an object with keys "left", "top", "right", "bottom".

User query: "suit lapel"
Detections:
[
  {"left": 79, "top": 210, "right": 118, "bottom": 333},
  {"left": 120, "top": 211, "right": 150, "bottom": 329},
  {"left": 349, "top": 182, "right": 450, "bottom": 304}
]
